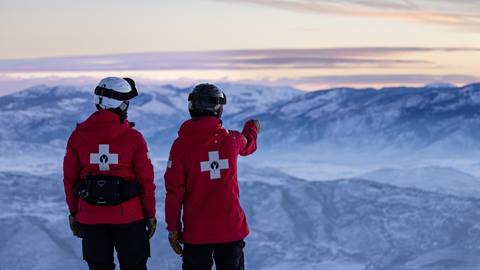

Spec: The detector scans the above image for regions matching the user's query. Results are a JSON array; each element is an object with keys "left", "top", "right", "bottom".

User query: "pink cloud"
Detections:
[
  {"left": 2, "top": 47, "right": 478, "bottom": 72},
  {"left": 213, "top": 0, "right": 480, "bottom": 29}
]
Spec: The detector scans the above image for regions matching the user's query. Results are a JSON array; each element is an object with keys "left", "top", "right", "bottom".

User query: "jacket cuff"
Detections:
[
  {"left": 166, "top": 223, "right": 182, "bottom": 232},
  {"left": 145, "top": 207, "right": 156, "bottom": 219},
  {"left": 68, "top": 205, "right": 78, "bottom": 216}
]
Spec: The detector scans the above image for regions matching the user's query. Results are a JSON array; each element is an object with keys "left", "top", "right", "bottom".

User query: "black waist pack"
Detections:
[{"left": 75, "top": 175, "right": 144, "bottom": 206}]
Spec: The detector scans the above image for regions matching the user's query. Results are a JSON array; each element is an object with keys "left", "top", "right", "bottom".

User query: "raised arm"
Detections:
[{"left": 238, "top": 120, "right": 260, "bottom": 156}]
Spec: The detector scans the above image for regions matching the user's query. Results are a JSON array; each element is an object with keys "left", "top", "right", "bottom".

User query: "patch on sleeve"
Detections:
[{"left": 167, "top": 160, "right": 172, "bottom": 169}]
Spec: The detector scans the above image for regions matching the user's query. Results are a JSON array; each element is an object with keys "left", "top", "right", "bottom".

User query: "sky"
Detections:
[{"left": 1, "top": 0, "right": 480, "bottom": 93}]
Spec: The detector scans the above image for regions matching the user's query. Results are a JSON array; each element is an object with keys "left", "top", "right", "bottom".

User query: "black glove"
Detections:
[
  {"left": 69, "top": 215, "right": 81, "bottom": 238},
  {"left": 246, "top": 119, "right": 261, "bottom": 133},
  {"left": 168, "top": 231, "right": 183, "bottom": 255},
  {"left": 146, "top": 217, "right": 157, "bottom": 239}
]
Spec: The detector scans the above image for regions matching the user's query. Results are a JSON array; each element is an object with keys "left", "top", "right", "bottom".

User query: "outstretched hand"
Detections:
[
  {"left": 246, "top": 119, "right": 261, "bottom": 133},
  {"left": 168, "top": 231, "right": 183, "bottom": 255}
]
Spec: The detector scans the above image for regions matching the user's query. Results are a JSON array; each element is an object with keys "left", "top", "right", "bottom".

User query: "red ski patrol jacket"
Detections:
[
  {"left": 164, "top": 116, "right": 258, "bottom": 244},
  {"left": 63, "top": 109, "right": 156, "bottom": 224}
]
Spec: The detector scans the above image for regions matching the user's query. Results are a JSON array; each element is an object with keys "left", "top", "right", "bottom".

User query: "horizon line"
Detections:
[{"left": 7, "top": 80, "right": 480, "bottom": 94}]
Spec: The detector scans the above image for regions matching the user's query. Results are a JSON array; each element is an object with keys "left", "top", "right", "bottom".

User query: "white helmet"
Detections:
[{"left": 94, "top": 77, "right": 138, "bottom": 112}]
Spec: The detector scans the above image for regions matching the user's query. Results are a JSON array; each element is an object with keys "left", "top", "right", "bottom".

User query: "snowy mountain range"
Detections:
[
  {"left": 1, "top": 82, "right": 480, "bottom": 157},
  {"left": 2, "top": 82, "right": 480, "bottom": 270},
  {"left": 0, "top": 83, "right": 300, "bottom": 154},
  {"left": 254, "top": 83, "right": 480, "bottom": 157}
]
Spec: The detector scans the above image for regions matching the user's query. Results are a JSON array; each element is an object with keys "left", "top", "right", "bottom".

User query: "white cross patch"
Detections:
[
  {"left": 200, "top": 151, "right": 229, "bottom": 180},
  {"left": 90, "top": 144, "right": 118, "bottom": 171}
]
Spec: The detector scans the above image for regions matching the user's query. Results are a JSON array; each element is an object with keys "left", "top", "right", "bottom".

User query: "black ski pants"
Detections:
[
  {"left": 79, "top": 220, "right": 150, "bottom": 270},
  {"left": 182, "top": 240, "right": 245, "bottom": 270}
]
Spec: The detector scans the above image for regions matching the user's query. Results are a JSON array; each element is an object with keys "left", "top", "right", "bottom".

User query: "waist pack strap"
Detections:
[
  {"left": 74, "top": 175, "right": 144, "bottom": 206},
  {"left": 121, "top": 181, "right": 144, "bottom": 201}
]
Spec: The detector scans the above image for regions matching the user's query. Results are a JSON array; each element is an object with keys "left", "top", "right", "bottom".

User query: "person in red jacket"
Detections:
[
  {"left": 164, "top": 83, "right": 260, "bottom": 270},
  {"left": 63, "top": 77, "right": 156, "bottom": 270}
]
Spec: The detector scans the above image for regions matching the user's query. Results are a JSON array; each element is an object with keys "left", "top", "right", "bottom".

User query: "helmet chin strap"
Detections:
[{"left": 118, "top": 101, "right": 129, "bottom": 112}]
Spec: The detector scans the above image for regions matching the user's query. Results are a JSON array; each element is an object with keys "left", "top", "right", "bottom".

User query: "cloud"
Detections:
[
  {"left": 269, "top": 74, "right": 480, "bottom": 86},
  {"left": 227, "top": 73, "right": 480, "bottom": 91},
  {"left": 213, "top": 0, "right": 480, "bottom": 29},
  {"left": 1, "top": 47, "right": 478, "bottom": 72},
  {"left": 0, "top": 47, "right": 479, "bottom": 93}
]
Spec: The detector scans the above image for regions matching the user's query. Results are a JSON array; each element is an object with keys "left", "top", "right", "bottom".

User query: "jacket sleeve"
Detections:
[
  {"left": 133, "top": 134, "right": 156, "bottom": 218},
  {"left": 63, "top": 133, "right": 81, "bottom": 215},
  {"left": 238, "top": 120, "right": 259, "bottom": 156},
  {"left": 164, "top": 139, "right": 186, "bottom": 232}
]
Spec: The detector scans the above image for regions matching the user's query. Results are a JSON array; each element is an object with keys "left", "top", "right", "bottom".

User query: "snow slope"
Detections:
[
  {"left": 360, "top": 166, "right": 480, "bottom": 198},
  {"left": 2, "top": 169, "right": 480, "bottom": 270}
]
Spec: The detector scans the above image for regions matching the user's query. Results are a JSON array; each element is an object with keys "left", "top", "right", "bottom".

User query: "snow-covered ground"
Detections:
[
  {"left": 3, "top": 163, "right": 480, "bottom": 270},
  {"left": 2, "top": 82, "right": 480, "bottom": 269}
]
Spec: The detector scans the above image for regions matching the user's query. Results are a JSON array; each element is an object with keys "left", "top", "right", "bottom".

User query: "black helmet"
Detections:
[{"left": 188, "top": 83, "right": 227, "bottom": 118}]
